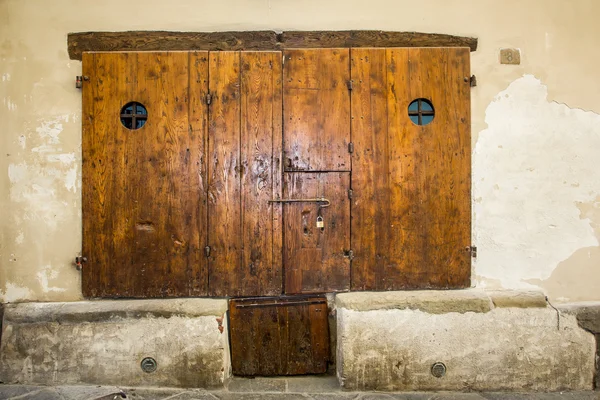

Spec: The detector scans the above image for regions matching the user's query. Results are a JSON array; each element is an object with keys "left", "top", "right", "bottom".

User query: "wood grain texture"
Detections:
[
  {"left": 68, "top": 31, "right": 278, "bottom": 61},
  {"left": 82, "top": 52, "right": 135, "bottom": 297},
  {"left": 229, "top": 296, "right": 329, "bottom": 376},
  {"left": 82, "top": 51, "right": 204, "bottom": 297},
  {"left": 350, "top": 47, "right": 471, "bottom": 290},
  {"left": 240, "top": 51, "right": 283, "bottom": 296},
  {"left": 349, "top": 48, "right": 391, "bottom": 290},
  {"left": 208, "top": 51, "right": 243, "bottom": 297},
  {"left": 283, "top": 48, "right": 351, "bottom": 172},
  {"left": 283, "top": 173, "right": 350, "bottom": 294},
  {"left": 68, "top": 31, "right": 477, "bottom": 60},
  {"left": 188, "top": 51, "right": 210, "bottom": 295},
  {"left": 208, "top": 51, "right": 282, "bottom": 297},
  {"left": 280, "top": 31, "right": 477, "bottom": 52}
]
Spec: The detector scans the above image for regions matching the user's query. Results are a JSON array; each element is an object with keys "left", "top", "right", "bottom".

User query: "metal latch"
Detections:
[
  {"left": 268, "top": 197, "right": 331, "bottom": 208},
  {"left": 348, "top": 142, "right": 354, "bottom": 153},
  {"left": 204, "top": 246, "right": 211, "bottom": 257},
  {"left": 347, "top": 80, "right": 353, "bottom": 91},
  {"left": 205, "top": 93, "right": 212, "bottom": 105},
  {"left": 344, "top": 249, "right": 354, "bottom": 260}
]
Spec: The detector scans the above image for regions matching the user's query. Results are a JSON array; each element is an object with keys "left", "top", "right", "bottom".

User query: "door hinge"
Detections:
[
  {"left": 204, "top": 246, "right": 211, "bottom": 257},
  {"left": 470, "top": 75, "right": 477, "bottom": 87},
  {"left": 74, "top": 256, "right": 87, "bottom": 270},
  {"left": 205, "top": 93, "right": 212, "bottom": 105},
  {"left": 348, "top": 142, "right": 354, "bottom": 153},
  {"left": 348, "top": 189, "right": 353, "bottom": 199},
  {"left": 347, "top": 80, "right": 353, "bottom": 91},
  {"left": 344, "top": 249, "right": 354, "bottom": 260},
  {"left": 75, "top": 75, "right": 89, "bottom": 89},
  {"left": 466, "top": 246, "right": 477, "bottom": 258}
]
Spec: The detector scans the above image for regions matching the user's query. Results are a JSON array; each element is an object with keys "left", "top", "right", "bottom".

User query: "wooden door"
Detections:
[
  {"left": 82, "top": 51, "right": 208, "bottom": 297},
  {"left": 229, "top": 296, "right": 329, "bottom": 376},
  {"left": 350, "top": 47, "right": 472, "bottom": 290},
  {"left": 282, "top": 48, "right": 352, "bottom": 293},
  {"left": 207, "top": 51, "right": 283, "bottom": 297}
]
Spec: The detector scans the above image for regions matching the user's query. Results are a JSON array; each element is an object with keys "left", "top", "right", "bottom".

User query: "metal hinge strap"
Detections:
[
  {"left": 348, "top": 142, "right": 354, "bottom": 153},
  {"left": 204, "top": 246, "right": 211, "bottom": 257},
  {"left": 347, "top": 80, "right": 353, "bottom": 91},
  {"left": 470, "top": 75, "right": 477, "bottom": 87},
  {"left": 206, "top": 93, "right": 212, "bottom": 105},
  {"left": 348, "top": 189, "right": 353, "bottom": 199}
]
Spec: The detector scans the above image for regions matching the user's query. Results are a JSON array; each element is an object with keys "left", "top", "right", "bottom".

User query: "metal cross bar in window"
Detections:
[
  {"left": 408, "top": 99, "right": 435, "bottom": 125},
  {"left": 120, "top": 102, "right": 147, "bottom": 130}
]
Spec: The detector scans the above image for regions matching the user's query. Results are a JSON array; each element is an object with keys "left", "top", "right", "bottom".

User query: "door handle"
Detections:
[{"left": 268, "top": 197, "right": 331, "bottom": 208}]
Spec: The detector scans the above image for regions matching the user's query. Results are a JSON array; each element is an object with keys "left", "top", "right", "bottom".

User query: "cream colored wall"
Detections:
[{"left": 1, "top": 0, "right": 599, "bottom": 303}]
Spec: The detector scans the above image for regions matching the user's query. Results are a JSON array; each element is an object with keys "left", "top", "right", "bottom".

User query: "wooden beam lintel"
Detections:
[{"left": 67, "top": 30, "right": 478, "bottom": 61}]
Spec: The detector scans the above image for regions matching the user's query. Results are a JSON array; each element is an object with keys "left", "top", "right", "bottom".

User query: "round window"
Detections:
[
  {"left": 120, "top": 102, "right": 148, "bottom": 130},
  {"left": 408, "top": 98, "right": 435, "bottom": 126}
]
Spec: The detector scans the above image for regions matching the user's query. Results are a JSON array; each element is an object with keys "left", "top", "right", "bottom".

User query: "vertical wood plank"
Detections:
[
  {"left": 209, "top": 51, "right": 282, "bottom": 297},
  {"left": 349, "top": 48, "right": 391, "bottom": 290},
  {"left": 283, "top": 48, "right": 351, "bottom": 172},
  {"left": 240, "top": 51, "right": 282, "bottom": 296},
  {"left": 208, "top": 51, "right": 242, "bottom": 296},
  {"left": 82, "top": 52, "right": 136, "bottom": 297},
  {"left": 188, "top": 51, "right": 210, "bottom": 295},
  {"left": 386, "top": 48, "right": 421, "bottom": 288},
  {"left": 284, "top": 173, "right": 350, "bottom": 294},
  {"left": 308, "top": 302, "right": 330, "bottom": 373},
  {"left": 132, "top": 52, "right": 193, "bottom": 297}
]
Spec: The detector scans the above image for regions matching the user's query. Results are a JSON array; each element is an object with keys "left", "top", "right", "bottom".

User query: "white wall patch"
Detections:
[{"left": 474, "top": 75, "right": 600, "bottom": 289}]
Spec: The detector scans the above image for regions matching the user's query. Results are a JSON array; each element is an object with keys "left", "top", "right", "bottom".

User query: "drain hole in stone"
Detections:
[
  {"left": 431, "top": 362, "right": 446, "bottom": 378},
  {"left": 141, "top": 357, "right": 157, "bottom": 373}
]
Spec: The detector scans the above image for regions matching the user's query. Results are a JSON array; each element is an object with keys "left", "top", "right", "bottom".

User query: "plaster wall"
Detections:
[{"left": 1, "top": 0, "right": 600, "bottom": 302}]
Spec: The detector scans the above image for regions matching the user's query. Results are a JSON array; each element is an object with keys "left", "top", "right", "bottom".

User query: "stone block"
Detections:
[
  {"left": 335, "top": 289, "right": 493, "bottom": 314},
  {"left": 337, "top": 306, "right": 595, "bottom": 391},
  {"left": 0, "top": 299, "right": 230, "bottom": 388},
  {"left": 486, "top": 289, "right": 547, "bottom": 308}
]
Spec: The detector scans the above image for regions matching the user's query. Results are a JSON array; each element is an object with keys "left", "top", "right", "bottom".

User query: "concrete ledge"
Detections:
[
  {"left": 0, "top": 299, "right": 230, "bottom": 388},
  {"left": 335, "top": 289, "right": 548, "bottom": 314},
  {"left": 337, "top": 302, "right": 595, "bottom": 391},
  {"left": 3, "top": 298, "right": 228, "bottom": 323}
]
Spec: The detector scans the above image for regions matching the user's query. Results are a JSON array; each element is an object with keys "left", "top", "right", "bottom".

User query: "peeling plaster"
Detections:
[
  {"left": 0, "top": 283, "right": 35, "bottom": 303},
  {"left": 8, "top": 114, "right": 80, "bottom": 231},
  {"left": 474, "top": 75, "right": 600, "bottom": 295}
]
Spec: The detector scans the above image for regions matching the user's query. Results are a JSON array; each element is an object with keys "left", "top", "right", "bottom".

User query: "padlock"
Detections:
[{"left": 316, "top": 216, "right": 324, "bottom": 229}]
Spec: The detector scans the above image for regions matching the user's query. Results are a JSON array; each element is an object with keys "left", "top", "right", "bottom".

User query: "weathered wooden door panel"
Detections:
[
  {"left": 283, "top": 49, "right": 351, "bottom": 172},
  {"left": 207, "top": 51, "right": 283, "bottom": 297},
  {"left": 82, "top": 51, "right": 208, "bottom": 297},
  {"left": 350, "top": 47, "right": 471, "bottom": 290},
  {"left": 229, "top": 296, "right": 329, "bottom": 376},
  {"left": 283, "top": 173, "right": 350, "bottom": 294}
]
